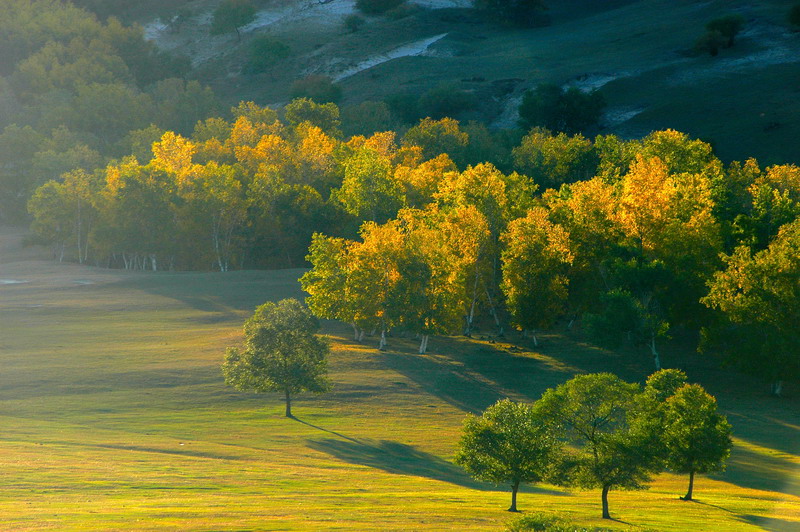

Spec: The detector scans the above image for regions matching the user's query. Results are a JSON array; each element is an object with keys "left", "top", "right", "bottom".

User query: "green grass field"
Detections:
[{"left": 0, "top": 230, "right": 798, "bottom": 530}]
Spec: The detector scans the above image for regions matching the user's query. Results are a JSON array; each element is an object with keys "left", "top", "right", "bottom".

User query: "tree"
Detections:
[
  {"left": 790, "top": 4, "right": 800, "bottom": 28},
  {"left": 210, "top": 0, "right": 256, "bottom": 40},
  {"left": 473, "top": 0, "right": 548, "bottom": 27},
  {"left": 455, "top": 399, "right": 561, "bottom": 512},
  {"left": 702, "top": 219, "right": 800, "bottom": 395},
  {"left": 245, "top": 37, "right": 290, "bottom": 75},
  {"left": 331, "top": 146, "right": 404, "bottom": 223},
  {"left": 518, "top": 84, "right": 605, "bottom": 135},
  {"left": 222, "top": 298, "right": 331, "bottom": 418},
  {"left": 706, "top": 15, "right": 745, "bottom": 48},
  {"left": 512, "top": 128, "right": 598, "bottom": 190},
  {"left": 501, "top": 207, "right": 573, "bottom": 345},
  {"left": 290, "top": 75, "right": 342, "bottom": 105},
  {"left": 534, "top": 373, "right": 659, "bottom": 519},
  {"left": 284, "top": 98, "right": 341, "bottom": 136},
  {"left": 662, "top": 384, "right": 733, "bottom": 501}
]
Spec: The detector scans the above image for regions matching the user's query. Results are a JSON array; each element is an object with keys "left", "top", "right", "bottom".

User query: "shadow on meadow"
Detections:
[
  {"left": 714, "top": 441, "right": 800, "bottom": 497},
  {"left": 307, "top": 435, "right": 566, "bottom": 496},
  {"left": 373, "top": 332, "right": 645, "bottom": 415},
  {"left": 737, "top": 513, "right": 800, "bottom": 531}
]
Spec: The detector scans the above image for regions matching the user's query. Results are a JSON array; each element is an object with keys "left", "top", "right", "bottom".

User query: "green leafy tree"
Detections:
[
  {"left": 245, "top": 37, "right": 290, "bottom": 75},
  {"left": 473, "top": 0, "right": 548, "bottom": 27},
  {"left": 284, "top": 98, "right": 342, "bottom": 136},
  {"left": 290, "top": 75, "right": 342, "bottom": 105},
  {"left": 210, "top": 0, "right": 256, "bottom": 40},
  {"left": 222, "top": 298, "right": 331, "bottom": 418},
  {"left": 455, "top": 399, "right": 561, "bottom": 512},
  {"left": 702, "top": 219, "right": 800, "bottom": 396},
  {"left": 501, "top": 207, "right": 573, "bottom": 345},
  {"left": 332, "top": 146, "right": 404, "bottom": 223},
  {"left": 662, "top": 384, "right": 733, "bottom": 500},
  {"left": 402, "top": 117, "right": 469, "bottom": 167},
  {"left": 518, "top": 84, "right": 605, "bottom": 135},
  {"left": 706, "top": 14, "right": 745, "bottom": 48},
  {"left": 790, "top": 4, "right": 800, "bottom": 28},
  {"left": 535, "top": 373, "right": 660, "bottom": 519},
  {"left": 512, "top": 128, "right": 598, "bottom": 190}
]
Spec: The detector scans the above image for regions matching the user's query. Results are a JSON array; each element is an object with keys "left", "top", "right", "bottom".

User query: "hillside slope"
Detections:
[{"left": 140, "top": 0, "right": 800, "bottom": 164}]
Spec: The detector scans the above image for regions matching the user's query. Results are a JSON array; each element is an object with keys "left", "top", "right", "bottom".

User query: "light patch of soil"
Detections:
[{"left": 329, "top": 33, "right": 449, "bottom": 81}]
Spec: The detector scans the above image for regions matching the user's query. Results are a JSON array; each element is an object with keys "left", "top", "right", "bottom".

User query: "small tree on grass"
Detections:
[
  {"left": 662, "top": 384, "right": 732, "bottom": 501},
  {"left": 222, "top": 298, "right": 331, "bottom": 418},
  {"left": 790, "top": 4, "right": 800, "bottom": 29},
  {"left": 455, "top": 399, "right": 562, "bottom": 512},
  {"left": 706, "top": 14, "right": 746, "bottom": 48},
  {"left": 210, "top": 0, "right": 256, "bottom": 41},
  {"left": 535, "top": 373, "right": 660, "bottom": 520}
]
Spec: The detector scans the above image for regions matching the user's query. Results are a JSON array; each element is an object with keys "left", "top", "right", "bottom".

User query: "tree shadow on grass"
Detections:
[
  {"left": 737, "top": 514, "right": 800, "bottom": 531},
  {"left": 375, "top": 334, "right": 599, "bottom": 414},
  {"left": 712, "top": 443, "right": 800, "bottom": 496},
  {"left": 307, "top": 436, "right": 565, "bottom": 496}
]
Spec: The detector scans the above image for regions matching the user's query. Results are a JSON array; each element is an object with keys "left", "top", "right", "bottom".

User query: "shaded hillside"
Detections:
[{"left": 137, "top": 0, "right": 800, "bottom": 164}]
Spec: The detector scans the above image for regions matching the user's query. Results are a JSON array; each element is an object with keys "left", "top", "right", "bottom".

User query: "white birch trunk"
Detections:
[
  {"left": 418, "top": 334, "right": 429, "bottom": 354},
  {"left": 650, "top": 335, "right": 661, "bottom": 371},
  {"left": 379, "top": 329, "right": 387, "bottom": 351}
]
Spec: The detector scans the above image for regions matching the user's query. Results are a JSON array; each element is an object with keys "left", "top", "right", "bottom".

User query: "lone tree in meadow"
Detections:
[
  {"left": 662, "top": 384, "right": 732, "bottom": 501},
  {"left": 222, "top": 298, "right": 331, "bottom": 418},
  {"left": 210, "top": 0, "right": 256, "bottom": 41},
  {"left": 706, "top": 14, "right": 746, "bottom": 48},
  {"left": 455, "top": 399, "right": 562, "bottom": 512},
  {"left": 534, "top": 373, "right": 661, "bottom": 520}
]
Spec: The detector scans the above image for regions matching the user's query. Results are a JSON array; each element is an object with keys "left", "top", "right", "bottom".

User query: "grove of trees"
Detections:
[
  {"left": 27, "top": 91, "right": 800, "bottom": 391},
  {"left": 456, "top": 371, "right": 733, "bottom": 519}
]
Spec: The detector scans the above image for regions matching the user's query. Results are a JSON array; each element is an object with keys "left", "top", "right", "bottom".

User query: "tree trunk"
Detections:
[
  {"left": 284, "top": 389, "right": 292, "bottom": 418},
  {"left": 379, "top": 329, "right": 387, "bottom": 351},
  {"left": 682, "top": 470, "right": 695, "bottom": 501},
  {"left": 601, "top": 485, "right": 611, "bottom": 519},
  {"left": 418, "top": 334, "right": 429, "bottom": 354},
  {"left": 508, "top": 479, "right": 520, "bottom": 512},
  {"left": 650, "top": 335, "right": 661, "bottom": 371}
]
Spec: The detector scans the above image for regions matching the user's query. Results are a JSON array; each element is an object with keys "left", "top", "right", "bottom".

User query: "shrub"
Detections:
[
  {"left": 518, "top": 83, "right": 605, "bottom": 135},
  {"left": 385, "top": 93, "right": 422, "bottom": 124},
  {"left": 244, "top": 37, "right": 290, "bottom": 74},
  {"left": 706, "top": 14, "right": 745, "bottom": 47},
  {"left": 210, "top": 0, "right": 256, "bottom": 39},
  {"left": 356, "top": 0, "right": 406, "bottom": 15},
  {"left": 344, "top": 14, "right": 366, "bottom": 32},
  {"left": 341, "top": 101, "right": 397, "bottom": 137},
  {"left": 507, "top": 512, "right": 609, "bottom": 532},
  {"left": 418, "top": 82, "right": 477, "bottom": 120},
  {"left": 290, "top": 75, "right": 342, "bottom": 104},
  {"left": 694, "top": 30, "right": 727, "bottom": 57},
  {"left": 789, "top": 3, "right": 800, "bottom": 28}
]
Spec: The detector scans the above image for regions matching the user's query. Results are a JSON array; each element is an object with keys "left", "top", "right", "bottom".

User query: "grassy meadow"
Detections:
[{"left": 0, "top": 229, "right": 798, "bottom": 530}]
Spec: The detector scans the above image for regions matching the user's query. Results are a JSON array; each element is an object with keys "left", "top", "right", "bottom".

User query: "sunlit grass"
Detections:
[{"left": 0, "top": 256, "right": 797, "bottom": 530}]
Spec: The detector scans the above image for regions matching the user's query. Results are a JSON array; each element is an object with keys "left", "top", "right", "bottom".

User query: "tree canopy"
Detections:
[{"left": 222, "top": 298, "right": 331, "bottom": 417}]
